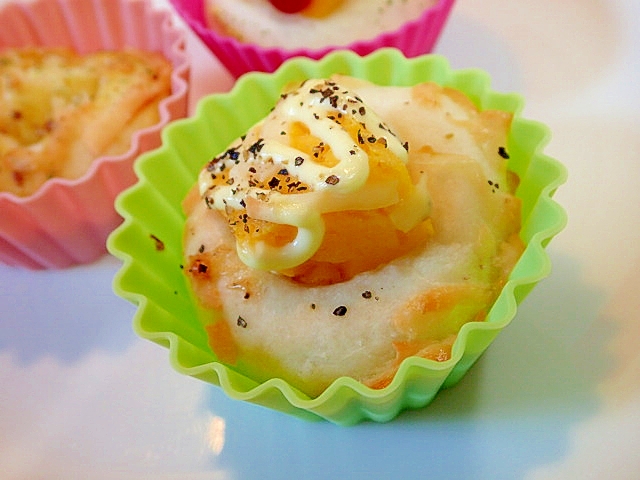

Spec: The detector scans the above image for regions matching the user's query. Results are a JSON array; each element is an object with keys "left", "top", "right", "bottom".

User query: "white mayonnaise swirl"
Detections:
[{"left": 198, "top": 78, "right": 427, "bottom": 271}]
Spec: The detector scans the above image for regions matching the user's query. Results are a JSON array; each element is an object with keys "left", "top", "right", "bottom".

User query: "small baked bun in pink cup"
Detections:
[
  {"left": 170, "top": 0, "right": 455, "bottom": 78},
  {"left": 0, "top": 0, "right": 190, "bottom": 269}
]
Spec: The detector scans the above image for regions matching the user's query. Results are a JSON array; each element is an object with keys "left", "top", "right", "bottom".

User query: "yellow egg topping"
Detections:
[
  {"left": 301, "top": 0, "right": 343, "bottom": 18},
  {"left": 198, "top": 78, "right": 431, "bottom": 284}
]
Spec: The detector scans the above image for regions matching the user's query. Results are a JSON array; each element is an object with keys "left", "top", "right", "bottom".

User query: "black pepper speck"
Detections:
[
  {"left": 333, "top": 306, "right": 347, "bottom": 316},
  {"left": 325, "top": 175, "right": 340, "bottom": 185}
]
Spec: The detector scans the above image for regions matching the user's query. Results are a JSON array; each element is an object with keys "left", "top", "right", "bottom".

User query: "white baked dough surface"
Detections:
[{"left": 205, "top": 0, "right": 436, "bottom": 48}]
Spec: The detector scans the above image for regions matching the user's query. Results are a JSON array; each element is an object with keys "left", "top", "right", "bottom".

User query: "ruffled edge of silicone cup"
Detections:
[
  {"left": 169, "top": 0, "right": 456, "bottom": 78},
  {"left": 107, "top": 49, "right": 568, "bottom": 425},
  {"left": 0, "top": 0, "right": 190, "bottom": 269}
]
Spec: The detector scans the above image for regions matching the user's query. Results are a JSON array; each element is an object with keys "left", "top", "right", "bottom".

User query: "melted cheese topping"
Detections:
[
  {"left": 0, "top": 48, "right": 172, "bottom": 197},
  {"left": 198, "top": 78, "right": 430, "bottom": 272},
  {"left": 205, "top": 0, "right": 437, "bottom": 49}
]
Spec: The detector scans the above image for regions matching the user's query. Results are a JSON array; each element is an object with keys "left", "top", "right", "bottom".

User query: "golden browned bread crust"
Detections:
[{"left": 0, "top": 48, "right": 172, "bottom": 196}]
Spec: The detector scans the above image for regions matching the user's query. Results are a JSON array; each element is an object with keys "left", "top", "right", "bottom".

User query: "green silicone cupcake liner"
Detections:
[{"left": 107, "top": 48, "right": 567, "bottom": 425}]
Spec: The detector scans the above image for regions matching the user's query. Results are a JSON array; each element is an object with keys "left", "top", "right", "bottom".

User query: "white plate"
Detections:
[{"left": 1, "top": 0, "right": 639, "bottom": 478}]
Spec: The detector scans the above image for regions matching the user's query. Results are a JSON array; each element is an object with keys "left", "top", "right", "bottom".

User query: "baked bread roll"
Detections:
[
  {"left": 0, "top": 48, "right": 172, "bottom": 197},
  {"left": 204, "top": 0, "right": 437, "bottom": 49},
  {"left": 183, "top": 76, "right": 524, "bottom": 397}
]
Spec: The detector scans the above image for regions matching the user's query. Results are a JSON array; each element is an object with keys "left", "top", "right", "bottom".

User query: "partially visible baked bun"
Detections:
[
  {"left": 204, "top": 0, "right": 437, "bottom": 49},
  {"left": 0, "top": 48, "right": 172, "bottom": 197}
]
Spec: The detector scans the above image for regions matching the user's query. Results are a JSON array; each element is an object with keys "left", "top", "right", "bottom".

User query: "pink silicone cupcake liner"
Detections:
[
  {"left": 0, "top": 0, "right": 190, "bottom": 270},
  {"left": 170, "top": 0, "right": 456, "bottom": 78}
]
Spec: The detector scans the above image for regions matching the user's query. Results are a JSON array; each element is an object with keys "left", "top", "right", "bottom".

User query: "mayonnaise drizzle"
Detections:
[{"left": 198, "top": 78, "right": 421, "bottom": 271}]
